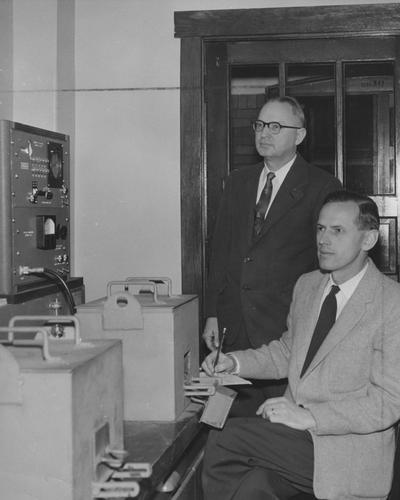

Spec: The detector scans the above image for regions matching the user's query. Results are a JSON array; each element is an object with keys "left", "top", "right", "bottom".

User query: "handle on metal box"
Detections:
[
  {"left": 92, "top": 480, "right": 140, "bottom": 498},
  {"left": 9, "top": 315, "right": 81, "bottom": 344},
  {"left": 125, "top": 276, "right": 172, "bottom": 297},
  {"left": 0, "top": 326, "right": 61, "bottom": 362},
  {"left": 107, "top": 280, "right": 161, "bottom": 303}
]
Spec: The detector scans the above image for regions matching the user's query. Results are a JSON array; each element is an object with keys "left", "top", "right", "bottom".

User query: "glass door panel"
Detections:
[
  {"left": 344, "top": 62, "right": 395, "bottom": 195},
  {"left": 286, "top": 63, "right": 336, "bottom": 176}
]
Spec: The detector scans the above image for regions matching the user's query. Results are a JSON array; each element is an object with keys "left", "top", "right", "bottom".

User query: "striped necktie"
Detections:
[{"left": 253, "top": 172, "right": 275, "bottom": 237}]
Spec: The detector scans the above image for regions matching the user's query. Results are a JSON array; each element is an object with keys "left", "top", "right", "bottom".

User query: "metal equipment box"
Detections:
[
  {"left": 0, "top": 335, "right": 124, "bottom": 500},
  {"left": 76, "top": 280, "right": 199, "bottom": 421}
]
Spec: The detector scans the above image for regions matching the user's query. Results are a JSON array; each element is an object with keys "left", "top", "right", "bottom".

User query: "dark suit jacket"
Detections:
[{"left": 206, "top": 154, "right": 342, "bottom": 350}]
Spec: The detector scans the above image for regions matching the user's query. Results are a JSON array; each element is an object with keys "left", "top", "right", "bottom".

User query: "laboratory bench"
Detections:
[{"left": 123, "top": 402, "right": 208, "bottom": 499}]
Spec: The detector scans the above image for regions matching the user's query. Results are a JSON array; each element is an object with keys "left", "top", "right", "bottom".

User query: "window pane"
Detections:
[
  {"left": 344, "top": 62, "right": 394, "bottom": 195},
  {"left": 286, "top": 63, "right": 336, "bottom": 176},
  {"left": 230, "top": 65, "right": 279, "bottom": 169}
]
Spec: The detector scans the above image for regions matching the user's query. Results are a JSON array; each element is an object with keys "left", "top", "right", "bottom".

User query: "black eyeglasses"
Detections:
[{"left": 252, "top": 120, "right": 302, "bottom": 135}]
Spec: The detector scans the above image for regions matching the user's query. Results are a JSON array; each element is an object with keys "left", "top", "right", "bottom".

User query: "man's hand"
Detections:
[
  {"left": 201, "top": 351, "right": 235, "bottom": 376},
  {"left": 256, "top": 397, "right": 316, "bottom": 431},
  {"left": 202, "top": 317, "right": 220, "bottom": 351}
]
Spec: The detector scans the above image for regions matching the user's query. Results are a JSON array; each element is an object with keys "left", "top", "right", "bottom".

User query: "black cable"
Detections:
[{"left": 31, "top": 269, "right": 76, "bottom": 314}]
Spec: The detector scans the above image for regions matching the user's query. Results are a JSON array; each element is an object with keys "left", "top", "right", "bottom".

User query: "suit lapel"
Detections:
[
  {"left": 302, "top": 261, "right": 379, "bottom": 378},
  {"left": 254, "top": 156, "right": 309, "bottom": 242},
  {"left": 295, "top": 274, "right": 329, "bottom": 376}
]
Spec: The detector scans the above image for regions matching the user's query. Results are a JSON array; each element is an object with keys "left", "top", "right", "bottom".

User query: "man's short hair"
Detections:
[
  {"left": 266, "top": 96, "right": 306, "bottom": 128},
  {"left": 323, "top": 190, "right": 380, "bottom": 230}
]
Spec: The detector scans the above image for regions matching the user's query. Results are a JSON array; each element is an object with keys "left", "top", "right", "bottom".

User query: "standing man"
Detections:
[
  {"left": 203, "top": 96, "right": 342, "bottom": 413},
  {"left": 202, "top": 191, "right": 400, "bottom": 500}
]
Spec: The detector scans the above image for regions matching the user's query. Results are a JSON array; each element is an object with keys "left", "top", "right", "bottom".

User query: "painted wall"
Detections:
[
  {"left": 1, "top": 0, "right": 396, "bottom": 301},
  {"left": 74, "top": 0, "right": 183, "bottom": 300},
  {"left": 12, "top": 0, "right": 58, "bottom": 129},
  {"left": 0, "top": 0, "right": 13, "bottom": 120}
]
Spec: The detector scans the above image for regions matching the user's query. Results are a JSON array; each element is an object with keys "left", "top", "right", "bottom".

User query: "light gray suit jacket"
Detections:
[{"left": 234, "top": 259, "right": 400, "bottom": 499}]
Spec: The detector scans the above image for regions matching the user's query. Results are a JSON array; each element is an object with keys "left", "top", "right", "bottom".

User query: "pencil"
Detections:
[{"left": 213, "top": 327, "right": 227, "bottom": 373}]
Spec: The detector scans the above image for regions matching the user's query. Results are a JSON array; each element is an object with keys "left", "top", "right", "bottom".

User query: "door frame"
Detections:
[{"left": 175, "top": 3, "right": 400, "bottom": 315}]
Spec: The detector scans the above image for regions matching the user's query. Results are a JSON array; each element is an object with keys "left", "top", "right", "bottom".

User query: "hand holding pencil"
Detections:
[{"left": 201, "top": 328, "right": 235, "bottom": 376}]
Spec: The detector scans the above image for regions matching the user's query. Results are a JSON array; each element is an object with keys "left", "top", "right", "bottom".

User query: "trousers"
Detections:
[{"left": 202, "top": 417, "right": 314, "bottom": 500}]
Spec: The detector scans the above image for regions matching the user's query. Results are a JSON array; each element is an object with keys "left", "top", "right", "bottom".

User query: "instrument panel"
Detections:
[{"left": 0, "top": 120, "right": 70, "bottom": 298}]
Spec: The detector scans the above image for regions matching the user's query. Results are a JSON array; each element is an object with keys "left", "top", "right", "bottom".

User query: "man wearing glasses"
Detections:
[{"left": 203, "top": 96, "right": 342, "bottom": 415}]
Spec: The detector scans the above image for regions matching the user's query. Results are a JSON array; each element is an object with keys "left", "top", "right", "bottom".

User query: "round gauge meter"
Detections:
[
  {"left": 49, "top": 151, "right": 62, "bottom": 180},
  {"left": 47, "top": 142, "right": 63, "bottom": 188}
]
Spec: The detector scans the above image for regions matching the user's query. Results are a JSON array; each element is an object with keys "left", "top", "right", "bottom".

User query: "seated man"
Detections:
[{"left": 201, "top": 190, "right": 400, "bottom": 500}]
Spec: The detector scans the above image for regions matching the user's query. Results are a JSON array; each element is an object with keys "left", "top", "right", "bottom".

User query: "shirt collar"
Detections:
[
  {"left": 328, "top": 261, "right": 369, "bottom": 301},
  {"left": 262, "top": 154, "right": 296, "bottom": 184}
]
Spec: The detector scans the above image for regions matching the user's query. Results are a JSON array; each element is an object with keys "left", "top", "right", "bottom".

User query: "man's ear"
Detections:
[
  {"left": 362, "top": 229, "right": 379, "bottom": 251},
  {"left": 295, "top": 128, "right": 307, "bottom": 146}
]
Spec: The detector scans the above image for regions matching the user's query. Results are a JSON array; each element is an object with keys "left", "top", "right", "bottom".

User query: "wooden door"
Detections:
[
  {"left": 175, "top": 3, "right": 400, "bottom": 317},
  {"left": 205, "top": 36, "right": 400, "bottom": 280}
]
